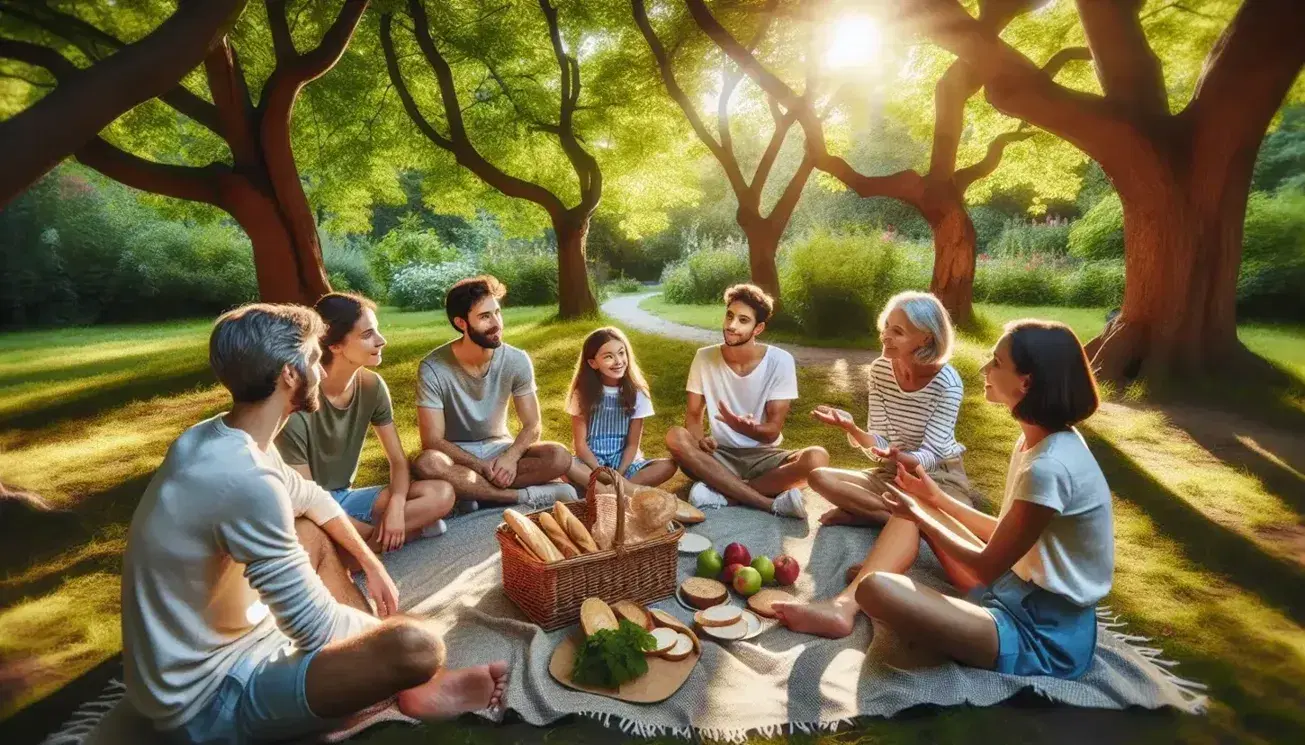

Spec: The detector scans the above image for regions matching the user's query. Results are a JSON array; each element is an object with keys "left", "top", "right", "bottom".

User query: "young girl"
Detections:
[
  {"left": 776, "top": 320, "right": 1113, "bottom": 680},
  {"left": 564, "top": 327, "right": 678, "bottom": 490},
  {"left": 276, "top": 292, "right": 454, "bottom": 553}
]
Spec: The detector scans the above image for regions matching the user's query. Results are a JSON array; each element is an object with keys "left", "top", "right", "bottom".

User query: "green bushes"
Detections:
[
  {"left": 779, "top": 232, "right": 910, "bottom": 337},
  {"left": 388, "top": 260, "right": 481, "bottom": 311},
  {"left": 659, "top": 243, "right": 750, "bottom": 304},
  {"left": 989, "top": 220, "right": 1070, "bottom": 258},
  {"left": 481, "top": 246, "right": 558, "bottom": 306},
  {"left": 368, "top": 220, "right": 460, "bottom": 286},
  {"left": 1063, "top": 261, "right": 1126, "bottom": 307},
  {"left": 1068, "top": 194, "right": 1125, "bottom": 260},
  {"left": 1238, "top": 191, "right": 1305, "bottom": 319},
  {"left": 973, "top": 255, "right": 1064, "bottom": 306},
  {"left": 604, "top": 276, "right": 644, "bottom": 294},
  {"left": 322, "top": 235, "right": 382, "bottom": 298}
]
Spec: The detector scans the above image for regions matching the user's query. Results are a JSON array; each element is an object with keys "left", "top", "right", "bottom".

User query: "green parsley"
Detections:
[{"left": 571, "top": 619, "right": 658, "bottom": 689}]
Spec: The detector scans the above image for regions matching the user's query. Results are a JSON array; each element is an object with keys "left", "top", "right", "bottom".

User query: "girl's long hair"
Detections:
[{"left": 567, "top": 327, "right": 650, "bottom": 417}]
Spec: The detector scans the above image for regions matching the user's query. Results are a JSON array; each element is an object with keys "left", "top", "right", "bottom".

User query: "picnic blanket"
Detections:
[{"left": 48, "top": 492, "right": 1205, "bottom": 744}]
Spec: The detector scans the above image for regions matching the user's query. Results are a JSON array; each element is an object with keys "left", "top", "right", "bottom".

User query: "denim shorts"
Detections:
[
  {"left": 165, "top": 642, "right": 322, "bottom": 745},
  {"left": 329, "top": 485, "right": 385, "bottom": 524},
  {"left": 977, "top": 571, "right": 1098, "bottom": 679},
  {"left": 574, "top": 454, "right": 652, "bottom": 480}
]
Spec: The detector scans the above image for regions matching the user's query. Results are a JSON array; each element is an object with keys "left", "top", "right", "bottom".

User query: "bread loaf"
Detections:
[
  {"left": 674, "top": 499, "right": 705, "bottom": 525},
  {"left": 680, "top": 577, "right": 728, "bottom": 609},
  {"left": 503, "top": 509, "right": 563, "bottom": 563},
  {"left": 536, "top": 512, "right": 581, "bottom": 558},
  {"left": 553, "top": 502, "right": 599, "bottom": 553},
  {"left": 612, "top": 599, "right": 654, "bottom": 631},
  {"left": 580, "top": 597, "right": 619, "bottom": 637}
]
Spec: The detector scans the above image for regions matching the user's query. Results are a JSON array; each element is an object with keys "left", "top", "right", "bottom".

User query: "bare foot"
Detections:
[
  {"left": 844, "top": 563, "right": 863, "bottom": 585},
  {"left": 397, "top": 661, "right": 509, "bottom": 720},
  {"left": 771, "top": 597, "right": 859, "bottom": 638}
]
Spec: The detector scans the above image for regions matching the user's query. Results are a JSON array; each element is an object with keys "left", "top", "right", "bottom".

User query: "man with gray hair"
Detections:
[{"left": 120, "top": 303, "right": 507, "bottom": 744}]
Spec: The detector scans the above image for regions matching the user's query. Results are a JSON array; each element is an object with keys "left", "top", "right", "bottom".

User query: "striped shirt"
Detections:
[{"left": 858, "top": 355, "right": 965, "bottom": 471}]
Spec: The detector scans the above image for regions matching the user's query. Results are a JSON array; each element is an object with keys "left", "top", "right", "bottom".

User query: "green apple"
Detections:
[
  {"left": 732, "top": 566, "right": 763, "bottom": 596},
  {"left": 696, "top": 549, "right": 724, "bottom": 578},
  {"left": 750, "top": 555, "right": 775, "bottom": 585}
]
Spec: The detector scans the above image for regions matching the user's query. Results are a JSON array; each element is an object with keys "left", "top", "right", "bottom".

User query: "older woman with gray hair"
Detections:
[{"left": 809, "top": 291, "right": 973, "bottom": 527}]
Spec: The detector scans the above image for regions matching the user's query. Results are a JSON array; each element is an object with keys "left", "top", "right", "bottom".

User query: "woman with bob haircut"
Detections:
[
  {"left": 775, "top": 320, "right": 1114, "bottom": 681},
  {"left": 809, "top": 291, "right": 973, "bottom": 527}
]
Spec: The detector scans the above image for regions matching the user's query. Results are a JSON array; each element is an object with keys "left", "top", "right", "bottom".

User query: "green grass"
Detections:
[{"left": 3, "top": 304, "right": 1305, "bottom": 743}]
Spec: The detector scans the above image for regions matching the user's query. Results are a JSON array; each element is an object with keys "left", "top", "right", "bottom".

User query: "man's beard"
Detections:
[
  {"left": 292, "top": 374, "right": 321, "bottom": 414},
  {"left": 723, "top": 329, "right": 754, "bottom": 347},
  {"left": 469, "top": 327, "right": 502, "bottom": 349}
]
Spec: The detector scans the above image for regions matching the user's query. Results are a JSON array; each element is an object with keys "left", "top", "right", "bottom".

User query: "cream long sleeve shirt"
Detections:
[{"left": 120, "top": 415, "right": 376, "bottom": 730}]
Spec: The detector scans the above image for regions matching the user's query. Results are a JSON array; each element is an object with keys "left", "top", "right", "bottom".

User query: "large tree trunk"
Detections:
[
  {"left": 555, "top": 212, "right": 597, "bottom": 318},
  {"left": 922, "top": 184, "right": 976, "bottom": 326},
  {"left": 1087, "top": 173, "right": 1249, "bottom": 382},
  {"left": 0, "top": 0, "right": 246, "bottom": 208},
  {"left": 220, "top": 175, "right": 330, "bottom": 305},
  {"left": 739, "top": 215, "right": 783, "bottom": 309}
]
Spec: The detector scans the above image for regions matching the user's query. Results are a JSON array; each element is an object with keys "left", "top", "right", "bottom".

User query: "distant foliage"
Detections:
[
  {"left": 369, "top": 219, "right": 461, "bottom": 286},
  {"left": 660, "top": 241, "right": 750, "bottom": 304},
  {"left": 780, "top": 232, "right": 913, "bottom": 338},
  {"left": 1068, "top": 194, "right": 1125, "bottom": 260},
  {"left": 322, "top": 234, "right": 382, "bottom": 298},
  {"left": 387, "top": 260, "right": 481, "bottom": 311},
  {"left": 990, "top": 219, "right": 1071, "bottom": 259},
  {"left": 481, "top": 245, "right": 559, "bottom": 307}
]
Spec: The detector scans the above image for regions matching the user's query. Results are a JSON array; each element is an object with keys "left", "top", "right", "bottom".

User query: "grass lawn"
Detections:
[{"left": 3, "top": 302, "right": 1305, "bottom": 743}]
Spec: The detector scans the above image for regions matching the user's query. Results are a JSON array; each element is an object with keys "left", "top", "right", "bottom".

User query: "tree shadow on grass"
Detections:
[
  {"left": 0, "top": 474, "right": 147, "bottom": 578},
  {"left": 1085, "top": 434, "right": 1305, "bottom": 625},
  {"left": 0, "top": 364, "right": 214, "bottom": 435}
]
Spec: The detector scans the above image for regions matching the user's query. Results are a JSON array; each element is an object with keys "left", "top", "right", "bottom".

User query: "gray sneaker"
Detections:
[
  {"left": 688, "top": 481, "right": 728, "bottom": 509},
  {"left": 771, "top": 487, "right": 808, "bottom": 520},
  {"left": 518, "top": 482, "right": 578, "bottom": 509}
]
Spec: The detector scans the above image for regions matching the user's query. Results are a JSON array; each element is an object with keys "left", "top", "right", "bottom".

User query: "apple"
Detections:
[
  {"left": 750, "top": 555, "right": 775, "bottom": 585},
  {"left": 696, "top": 549, "right": 723, "bottom": 578},
  {"left": 773, "top": 555, "right": 800, "bottom": 586},
  {"left": 723, "top": 542, "right": 751, "bottom": 568},
  {"left": 732, "top": 566, "right": 763, "bottom": 596},
  {"left": 721, "top": 562, "right": 746, "bottom": 583}
]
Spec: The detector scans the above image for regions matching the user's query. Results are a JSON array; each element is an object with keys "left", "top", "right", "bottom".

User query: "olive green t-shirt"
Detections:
[{"left": 276, "top": 370, "right": 394, "bottom": 491}]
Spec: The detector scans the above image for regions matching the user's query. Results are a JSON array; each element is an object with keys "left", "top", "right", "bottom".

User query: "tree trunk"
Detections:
[
  {"left": 924, "top": 186, "right": 976, "bottom": 326},
  {"left": 554, "top": 212, "right": 597, "bottom": 318},
  {"left": 740, "top": 217, "right": 783, "bottom": 311},
  {"left": 1086, "top": 176, "right": 1247, "bottom": 382},
  {"left": 220, "top": 174, "right": 330, "bottom": 305}
]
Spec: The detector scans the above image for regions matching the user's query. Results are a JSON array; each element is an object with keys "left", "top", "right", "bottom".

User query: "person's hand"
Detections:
[
  {"left": 697, "top": 435, "right": 718, "bottom": 454},
  {"left": 869, "top": 444, "right": 901, "bottom": 463},
  {"left": 362, "top": 559, "right": 400, "bottom": 618},
  {"left": 714, "top": 401, "right": 757, "bottom": 436},
  {"left": 473, "top": 459, "right": 496, "bottom": 482},
  {"left": 882, "top": 487, "right": 924, "bottom": 523},
  {"left": 375, "top": 496, "right": 407, "bottom": 553},
  {"left": 489, "top": 451, "right": 520, "bottom": 488},
  {"left": 811, "top": 405, "right": 854, "bottom": 430},
  {"left": 895, "top": 463, "right": 942, "bottom": 506}
]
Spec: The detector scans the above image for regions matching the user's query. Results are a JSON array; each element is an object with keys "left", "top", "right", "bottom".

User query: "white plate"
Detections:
[
  {"left": 678, "top": 533, "right": 712, "bottom": 554},
  {"left": 698, "top": 609, "right": 763, "bottom": 642}
]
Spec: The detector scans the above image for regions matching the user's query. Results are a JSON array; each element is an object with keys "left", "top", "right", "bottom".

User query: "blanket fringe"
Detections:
[
  {"left": 1095, "top": 606, "right": 1210, "bottom": 711},
  {"left": 40, "top": 679, "right": 127, "bottom": 745}
]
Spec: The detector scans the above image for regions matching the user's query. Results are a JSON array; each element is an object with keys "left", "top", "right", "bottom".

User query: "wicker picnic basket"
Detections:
[{"left": 496, "top": 467, "right": 683, "bottom": 630}]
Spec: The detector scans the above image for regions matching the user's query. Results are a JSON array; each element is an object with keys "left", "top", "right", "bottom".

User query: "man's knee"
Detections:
[
  {"left": 665, "top": 427, "right": 691, "bottom": 457},
  {"left": 378, "top": 617, "right": 445, "bottom": 686},
  {"left": 538, "top": 442, "right": 572, "bottom": 475},
  {"left": 808, "top": 466, "right": 835, "bottom": 494},
  {"left": 412, "top": 479, "right": 455, "bottom": 514},
  {"left": 855, "top": 571, "right": 904, "bottom": 618},
  {"left": 799, "top": 447, "right": 829, "bottom": 471},
  {"left": 412, "top": 450, "right": 451, "bottom": 480}
]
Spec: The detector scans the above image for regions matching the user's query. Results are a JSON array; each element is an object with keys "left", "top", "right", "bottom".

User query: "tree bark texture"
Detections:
[
  {"left": 554, "top": 212, "right": 598, "bottom": 318},
  {"left": 0, "top": 0, "right": 246, "bottom": 207}
]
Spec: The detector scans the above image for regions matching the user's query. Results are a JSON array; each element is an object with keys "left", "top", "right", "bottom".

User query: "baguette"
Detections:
[
  {"left": 674, "top": 499, "right": 705, "bottom": 525},
  {"left": 612, "top": 599, "right": 654, "bottom": 631},
  {"left": 580, "top": 597, "right": 619, "bottom": 637},
  {"left": 553, "top": 502, "right": 599, "bottom": 553},
  {"left": 536, "top": 512, "right": 581, "bottom": 559},
  {"left": 503, "top": 509, "right": 564, "bottom": 563}
]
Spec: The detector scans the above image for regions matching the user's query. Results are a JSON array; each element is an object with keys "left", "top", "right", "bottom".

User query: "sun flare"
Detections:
[{"left": 824, "top": 15, "right": 882, "bottom": 70}]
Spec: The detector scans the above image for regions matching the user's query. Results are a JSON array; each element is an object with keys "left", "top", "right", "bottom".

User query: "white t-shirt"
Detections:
[
  {"left": 564, "top": 386, "right": 655, "bottom": 419},
  {"left": 999, "top": 429, "right": 1115, "bottom": 606},
  {"left": 686, "top": 345, "right": 799, "bottom": 448}
]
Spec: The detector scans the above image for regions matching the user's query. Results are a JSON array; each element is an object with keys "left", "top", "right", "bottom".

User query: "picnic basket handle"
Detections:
[{"left": 586, "top": 466, "right": 626, "bottom": 553}]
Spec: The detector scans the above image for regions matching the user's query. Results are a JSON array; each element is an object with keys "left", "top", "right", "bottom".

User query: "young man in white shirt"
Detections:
[
  {"left": 665, "top": 284, "right": 828, "bottom": 519},
  {"left": 120, "top": 304, "right": 507, "bottom": 744}
]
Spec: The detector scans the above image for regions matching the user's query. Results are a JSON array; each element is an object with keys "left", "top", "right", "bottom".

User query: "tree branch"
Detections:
[
  {"left": 954, "top": 126, "right": 1036, "bottom": 192},
  {"left": 266, "top": 0, "right": 299, "bottom": 64},
  {"left": 75, "top": 137, "right": 224, "bottom": 206},
  {"left": 1074, "top": 0, "right": 1168, "bottom": 119},
  {"left": 539, "top": 0, "right": 600, "bottom": 211},
  {"left": 204, "top": 39, "right": 258, "bottom": 166},
  {"left": 294, "top": 0, "right": 369, "bottom": 83},
  {"left": 381, "top": 10, "right": 566, "bottom": 217},
  {"left": 1043, "top": 45, "right": 1093, "bottom": 77},
  {"left": 766, "top": 151, "right": 815, "bottom": 227}
]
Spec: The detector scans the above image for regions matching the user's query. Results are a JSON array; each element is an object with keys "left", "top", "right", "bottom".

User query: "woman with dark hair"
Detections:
[
  {"left": 774, "top": 320, "right": 1114, "bottom": 680},
  {"left": 277, "top": 293, "right": 454, "bottom": 553}
]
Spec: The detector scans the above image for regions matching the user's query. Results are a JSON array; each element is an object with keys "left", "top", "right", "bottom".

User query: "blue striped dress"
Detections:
[{"left": 568, "top": 386, "right": 655, "bottom": 478}]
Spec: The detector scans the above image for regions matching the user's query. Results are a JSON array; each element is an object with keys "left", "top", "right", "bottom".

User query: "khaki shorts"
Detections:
[
  {"left": 864, "top": 457, "right": 975, "bottom": 506},
  {"left": 710, "top": 445, "right": 796, "bottom": 482}
]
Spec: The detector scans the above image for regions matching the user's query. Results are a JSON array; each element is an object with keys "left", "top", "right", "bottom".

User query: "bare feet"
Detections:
[
  {"left": 771, "top": 597, "right": 859, "bottom": 639},
  {"left": 818, "top": 508, "right": 889, "bottom": 527},
  {"left": 397, "top": 661, "right": 509, "bottom": 720}
]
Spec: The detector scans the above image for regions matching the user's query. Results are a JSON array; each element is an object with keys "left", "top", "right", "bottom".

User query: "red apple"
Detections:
[
  {"left": 773, "top": 555, "right": 800, "bottom": 586},
  {"left": 721, "top": 563, "right": 746, "bottom": 583},
  {"left": 723, "top": 542, "right": 751, "bottom": 568}
]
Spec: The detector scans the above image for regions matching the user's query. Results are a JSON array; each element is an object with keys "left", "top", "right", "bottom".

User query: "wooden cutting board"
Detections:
[{"left": 548, "top": 631, "right": 701, "bottom": 703}]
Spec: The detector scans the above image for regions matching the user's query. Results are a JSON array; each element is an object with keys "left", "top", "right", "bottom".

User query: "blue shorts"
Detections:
[
  {"left": 977, "top": 572, "right": 1098, "bottom": 679},
  {"left": 330, "top": 485, "right": 385, "bottom": 524},
  {"left": 574, "top": 455, "right": 652, "bottom": 480},
  {"left": 165, "top": 642, "right": 323, "bottom": 745}
]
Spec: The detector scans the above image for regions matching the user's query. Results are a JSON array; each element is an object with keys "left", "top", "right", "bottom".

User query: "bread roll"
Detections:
[
  {"left": 503, "top": 509, "right": 563, "bottom": 563},
  {"left": 580, "top": 597, "right": 619, "bottom": 637},
  {"left": 537, "top": 512, "right": 581, "bottom": 558},
  {"left": 613, "top": 599, "right": 653, "bottom": 631},
  {"left": 628, "top": 487, "right": 677, "bottom": 541},
  {"left": 674, "top": 499, "right": 705, "bottom": 525},
  {"left": 553, "top": 502, "right": 599, "bottom": 553}
]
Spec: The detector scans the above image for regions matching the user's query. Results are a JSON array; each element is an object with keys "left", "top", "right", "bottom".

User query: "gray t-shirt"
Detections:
[{"left": 416, "top": 341, "right": 536, "bottom": 442}]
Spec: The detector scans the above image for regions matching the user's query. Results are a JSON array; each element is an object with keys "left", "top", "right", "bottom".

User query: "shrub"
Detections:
[
  {"left": 990, "top": 220, "right": 1070, "bottom": 258},
  {"left": 605, "top": 275, "right": 643, "bottom": 294},
  {"left": 322, "top": 235, "right": 381, "bottom": 298},
  {"left": 388, "top": 260, "right": 481, "bottom": 311},
  {"left": 660, "top": 242, "right": 750, "bottom": 304},
  {"left": 117, "top": 223, "right": 258, "bottom": 316},
  {"left": 481, "top": 245, "right": 558, "bottom": 306},
  {"left": 779, "top": 232, "right": 911, "bottom": 338},
  {"left": 370, "top": 221, "right": 460, "bottom": 285},
  {"left": 1068, "top": 194, "right": 1125, "bottom": 260},
  {"left": 968, "top": 205, "right": 1008, "bottom": 252},
  {"left": 1063, "top": 260, "right": 1125, "bottom": 307},
  {"left": 974, "top": 255, "right": 1066, "bottom": 305},
  {"left": 1242, "top": 190, "right": 1305, "bottom": 264}
]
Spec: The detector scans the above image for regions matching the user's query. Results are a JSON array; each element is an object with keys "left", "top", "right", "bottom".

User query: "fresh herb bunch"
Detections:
[{"left": 571, "top": 619, "right": 657, "bottom": 688}]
